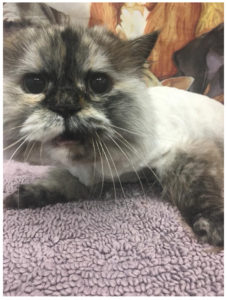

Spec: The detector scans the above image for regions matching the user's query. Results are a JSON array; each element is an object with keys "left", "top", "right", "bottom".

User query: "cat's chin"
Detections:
[
  {"left": 52, "top": 133, "right": 82, "bottom": 148},
  {"left": 53, "top": 135, "right": 80, "bottom": 147},
  {"left": 49, "top": 132, "right": 93, "bottom": 163}
]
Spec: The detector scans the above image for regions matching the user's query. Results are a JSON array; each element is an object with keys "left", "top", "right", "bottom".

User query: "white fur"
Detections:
[
  {"left": 77, "top": 106, "right": 110, "bottom": 124},
  {"left": 141, "top": 86, "right": 223, "bottom": 174},
  {"left": 67, "top": 86, "right": 224, "bottom": 185},
  {"left": 20, "top": 109, "right": 64, "bottom": 142}
]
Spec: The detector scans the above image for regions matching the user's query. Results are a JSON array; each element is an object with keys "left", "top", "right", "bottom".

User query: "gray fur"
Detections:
[
  {"left": 160, "top": 140, "right": 223, "bottom": 246},
  {"left": 4, "top": 169, "right": 89, "bottom": 209}
]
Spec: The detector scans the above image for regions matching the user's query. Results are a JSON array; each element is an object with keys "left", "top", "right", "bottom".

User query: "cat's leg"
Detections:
[
  {"left": 4, "top": 168, "right": 90, "bottom": 209},
  {"left": 159, "top": 140, "right": 224, "bottom": 246}
]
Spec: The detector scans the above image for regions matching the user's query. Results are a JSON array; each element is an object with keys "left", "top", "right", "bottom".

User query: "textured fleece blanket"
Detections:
[{"left": 3, "top": 160, "right": 224, "bottom": 296}]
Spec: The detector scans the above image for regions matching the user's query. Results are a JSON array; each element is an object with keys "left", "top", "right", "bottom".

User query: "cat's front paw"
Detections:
[
  {"left": 192, "top": 211, "right": 224, "bottom": 247},
  {"left": 4, "top": 184, "right": 63, "bottom": 209}
]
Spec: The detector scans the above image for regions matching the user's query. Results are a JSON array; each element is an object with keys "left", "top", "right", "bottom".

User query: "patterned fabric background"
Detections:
[
  {"left": 4, "top": 2, "right": 224, "bottom": 101},
  {"left": 89, "top": 3, "right": 223, "bottom": 77},
  {"left": 47, "top": 2, "right": 224, "bottom": 102}
]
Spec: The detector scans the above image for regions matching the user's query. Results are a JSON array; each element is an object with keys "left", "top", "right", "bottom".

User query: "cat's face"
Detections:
[{"left": 4, "top": 25, "right": 158, "bottom": 164}]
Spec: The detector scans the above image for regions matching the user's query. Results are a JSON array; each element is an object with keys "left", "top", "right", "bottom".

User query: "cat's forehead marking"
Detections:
[
  {"left": 60, "top": 28, "right": 79, "bottom": 73},
  {"left": 22, "top": 26, "right": 113, "bottom": 80}
]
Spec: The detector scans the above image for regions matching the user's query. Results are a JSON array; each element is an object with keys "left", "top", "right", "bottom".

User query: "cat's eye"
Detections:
[
  {"left": 88, "top": 72, "right": 112, "bottom": 94},
  {"left": 23, "top": 73, "right": 48, "bottom": 94}
]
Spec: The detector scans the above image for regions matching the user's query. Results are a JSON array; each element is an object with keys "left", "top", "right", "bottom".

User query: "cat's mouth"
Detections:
[
  {"left": 52, "top": 131, "right": 85, "bottom": 147},
  {"left": 51, "top": 127, "right": 108, "bottom": 148}
]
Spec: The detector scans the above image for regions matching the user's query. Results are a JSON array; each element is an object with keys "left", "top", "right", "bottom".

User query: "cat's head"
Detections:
[{"left": 4, "top": 5, "right": 159, "bottom": 165}]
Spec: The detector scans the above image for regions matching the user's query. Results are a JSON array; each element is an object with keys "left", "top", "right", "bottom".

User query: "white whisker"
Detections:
[
  {"left": 109, "top": 124, "right": 146, "bottom": 137},
  {"left": 88, "top": 138, "right": 98, "bottom": 198},
  {"left": 4, "top": 124, "right": 25, "bottom": 133},
  {"left": 8, "top": 132, "right": 34, "bottom": 162},
  {"left": 96, "top": 132, "right": 117, "bottom": 202},
  {"left": 108, "top": 135, "right": 146, "bottom": 198},
  {"left": 24, "top": 141, "right": 36, "bottom": 162},
  {"left": 23, "top": 140, "right": 33, "bottom": 161},
  {"left": 94, "top": 138, "right": 105, "bottom": 199},
  {"left": 3, "top": 135, "right": 27, "bottom": 151},
  {"left": 39, "top": 142, "right": 44, "bottom": 165},
  {"left": 113, "top": 130, "right": 162, "bottom": 188},
  {"left": 91, "top": 138, "right": 97, "bottom": 182},
  {"left": 102, "top": 140, "right": 126, "bottom": 199},
  {"left": 109, "top": 123, "right": 179, "bottom": 143}
]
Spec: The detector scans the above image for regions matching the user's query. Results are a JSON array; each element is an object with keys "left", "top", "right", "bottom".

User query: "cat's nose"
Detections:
[
  {"left": 49, "top": 103, "right": 81, "bottom": 118},
  {"left": 43, "top": 88, "right": 83, "bottom": 118}
]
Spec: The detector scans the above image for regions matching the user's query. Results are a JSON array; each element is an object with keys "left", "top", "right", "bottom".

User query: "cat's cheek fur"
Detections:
[{"left": 20, "top": 109, "right": 64, "bottom": 142}]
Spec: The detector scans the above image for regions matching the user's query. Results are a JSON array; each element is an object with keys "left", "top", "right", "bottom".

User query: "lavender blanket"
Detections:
[{"left": 3, "top": 160, "right": 224, "bottom": 296}]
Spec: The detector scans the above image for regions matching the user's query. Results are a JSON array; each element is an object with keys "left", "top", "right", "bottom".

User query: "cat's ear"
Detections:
[
  {"left": 3, "top": 3, "right": 69, "bottom": 35},
  {"left": 128, "top": 31, "right": 160, "bottom": 63},
  {"left": 161, "top": 76, "right": 194, "bottom": 90}
]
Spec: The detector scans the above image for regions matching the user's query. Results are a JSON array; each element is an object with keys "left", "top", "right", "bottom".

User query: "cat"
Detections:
[{"left": 3, "top": 10, "right": 224, "bottom": 247}]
